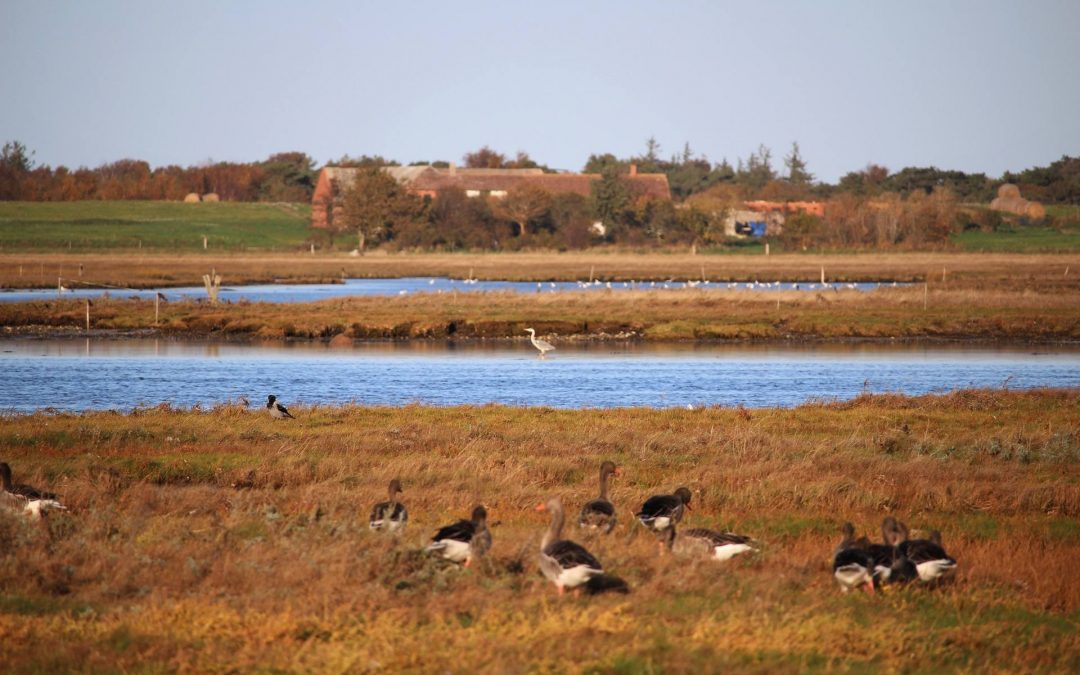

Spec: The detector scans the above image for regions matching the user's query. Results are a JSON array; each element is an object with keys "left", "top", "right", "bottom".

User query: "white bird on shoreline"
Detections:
[{"left": 525, "top": 328, "right": 555, "bottom": 358}]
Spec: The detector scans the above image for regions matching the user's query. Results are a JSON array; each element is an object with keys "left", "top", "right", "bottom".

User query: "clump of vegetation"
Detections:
[{"left": 0, "top": 390, "right": 1078, "bottom": 670}]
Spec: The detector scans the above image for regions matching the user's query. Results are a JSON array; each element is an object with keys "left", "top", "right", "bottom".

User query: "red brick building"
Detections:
[{"left": 310, "top": 164, "right": 670, "bottom": 229}]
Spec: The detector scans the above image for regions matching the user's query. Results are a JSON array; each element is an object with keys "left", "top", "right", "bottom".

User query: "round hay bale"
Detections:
[
  {"left": 997, "top": 184, "right": 1021, "bottom": 200},
  {"left": 183, "top": 193, "right": 201, "bottom": 203},
  {"left": 1025, "top": 202, "right": 1046, "bottom": 220},
  {"left": 202, "top": 193, "right": 220, "bottom": 203}
]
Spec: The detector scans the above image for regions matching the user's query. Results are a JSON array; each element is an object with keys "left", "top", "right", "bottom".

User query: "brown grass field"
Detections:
[
  {"left": 2, "top": 251, "right": 1078, "bottom": 343},
  {"left": 1, "top": 390, "right": 1079, "bottom": 672},
  {"left": 3, "top": 283, "right": 1079, "bottom": 343},
  {"left": 1, "top": 250, "right": 1078, "bottom": 289}
]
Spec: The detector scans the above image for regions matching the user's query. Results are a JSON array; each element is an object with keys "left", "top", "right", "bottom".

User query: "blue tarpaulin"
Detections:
[{"left": 748, "top": 221, "right": 766, "bottom": 237}]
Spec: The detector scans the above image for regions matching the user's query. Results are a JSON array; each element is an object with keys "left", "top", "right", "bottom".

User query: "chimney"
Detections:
[
  {"left": 448, "top": 161, "right": 457, "bottom": 177},
  {"left": 629, "top": 163, "right": 638, "bottom": 177}
]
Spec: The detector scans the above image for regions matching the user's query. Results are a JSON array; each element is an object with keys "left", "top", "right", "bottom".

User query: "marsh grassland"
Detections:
[{"left": 1, "top": 390, "right": 1079, "bottom": 672}]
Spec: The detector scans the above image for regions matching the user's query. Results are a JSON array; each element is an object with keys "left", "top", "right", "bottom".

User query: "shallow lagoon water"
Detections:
[
  {"left": 1, "top": 338, "right": 1076, "bottom": 412},
  {"left": 0, "top": 276, "right": 896, "bottom": 304}
]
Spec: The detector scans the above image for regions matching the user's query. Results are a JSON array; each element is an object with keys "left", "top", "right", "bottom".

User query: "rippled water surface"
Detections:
[
  {"left": 1, "top": 338, "right": 1076, "bottom": 412},
  {"left": 0, "top": 277, "right": 896, "bottom": 303}
]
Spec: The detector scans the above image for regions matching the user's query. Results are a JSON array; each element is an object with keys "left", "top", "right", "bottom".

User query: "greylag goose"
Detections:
[
  {"left": 636, "top": 486, "right": 692, "bottom": 534},
  {"left": 426, "top": 505, "right": 491, "bottom": 566},
  {"left": 266, "top": 395, "right": 295, "bottom": 419},
  {"left": 525, "top": 328, "right": 555, "bottom": 358},
  {"left": 860, "top": 516, "right": 917, "bottom": 585},
  {"left": 369, "top": 478, "right": 408, "bottom": 532},
  {"left": 833, "top": 522, "right": 875, "bottom": 593},
  {"left": 894, "top": 521, "right": 957, "bottom": 583},
  {"left": 578, "top": 461, "right": 619, "bottom": 533},
  {"left": 669, "top": 526, "right": 757, "bottom": 561},
  {"left": 537, "top": 497, "right": 605, "bottom": 595},
  {"left": 0, "top": 462, "right": 65, "bottom": 520}
]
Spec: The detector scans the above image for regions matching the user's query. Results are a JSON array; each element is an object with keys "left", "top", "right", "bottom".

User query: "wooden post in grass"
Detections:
[
  {"left": 942, "top": 267, "right": 947, "bottom": 283},
  {"left": 765, "top": 242, "right": 770, "bottom": 256},
  {"left": 78, "top": 264, "right": 83, "bottom": 277},
  {"left": 57, "top": 277, "right": 62, "bottom": 297},
  {"left": 310, "top": 243, "right": 315, "bottom": 255},
  {"left": 203, "top": 270, "right": 222, "bottom": 305},
  {"left": 154, "top": 293, "right": 160, "bottom": 325},
  {"left": 85, "top": 299, "right": 90, "bottom": 331},
  {"left": 19, "top": 265, "right": 23, "bottom": 277},
  {"left": 590, "top": 265, "right": 595, "bottom": 283},
  {"left": 820, "top": 267, "right": 825, "bottom": 285},
  {"left": 203, "top": 236, "right": 208, "bottom": 250}
]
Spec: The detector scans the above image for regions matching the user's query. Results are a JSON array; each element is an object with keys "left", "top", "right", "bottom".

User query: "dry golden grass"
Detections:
[
  {"left": 4, "top": 283, "right": 1079, "bottom": 342},
  {"left": 2, "top": 250, "right": 1079, "bottom": 290},
  {"left": 1, "top": 390, "right": 1079, "bottom": 671}
]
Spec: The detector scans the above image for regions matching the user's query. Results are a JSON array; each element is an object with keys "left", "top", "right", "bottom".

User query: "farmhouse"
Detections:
[{"left": 311, "top": 164, "right": 670, "bottom": 228}]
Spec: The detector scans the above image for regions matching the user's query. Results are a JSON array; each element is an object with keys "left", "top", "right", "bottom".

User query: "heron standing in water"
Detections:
[{"left": 525, "top": 327, "right": 555, "bottom": 358}]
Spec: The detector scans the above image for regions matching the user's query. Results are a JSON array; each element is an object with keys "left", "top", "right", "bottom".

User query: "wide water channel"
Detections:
[
  {"left": 0, "top": 277, "right": 895, "bottom": 303},
  {"left": 1, "top": 339, "right": 1076, "bottom": 412}
]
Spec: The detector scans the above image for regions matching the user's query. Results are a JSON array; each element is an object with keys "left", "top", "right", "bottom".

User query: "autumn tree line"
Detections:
[{"left": 2, "top": 138, "right": 1077, "bottom": 251}]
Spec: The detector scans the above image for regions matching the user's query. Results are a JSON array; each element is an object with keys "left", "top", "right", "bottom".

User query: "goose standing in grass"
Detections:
[
  {"left": 636, "top": 487, "right": 692, "bottom": 535},
  {"left": 833, "top": 522, "right": 875, "bottom": 594},
  {"left": 860, "top": 516, "right": 917, "bottom": 585},
  {"left": 578, "top": 461, "right": 619, "bottom": 534},
  {"left": 369, "top": 479, "right": 408, "bottom": 532},
  {"left": 0, "top": 462, "right": 65, "bottom": 520},
  {"left": 426, "top": 505, "right": 491, "bottom": 566},
  {"left": 525, "top": 328, "right": 555, "bottom": 358},
  {"left": 537, "top": 497, "right": 605, "bottom": 595},
  {"left": 668, "top": 526, "right": 757, "bottom": 561},
  {"left": 894, "top": 522, "right": 958, "bottom": 583},
  {"left": 266, "top": 395, "right": 295, "bottom": 420}
]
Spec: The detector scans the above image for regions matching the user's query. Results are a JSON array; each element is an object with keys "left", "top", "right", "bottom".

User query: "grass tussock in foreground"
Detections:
[
  {"left": 1, "top": 389, "right": 1079, "bottom": 671},
  {"left": 3, "top": 282, "right": 1079, "bottom": 342}
]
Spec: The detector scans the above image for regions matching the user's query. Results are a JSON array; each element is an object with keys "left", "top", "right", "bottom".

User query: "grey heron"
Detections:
[{"left": 525, "top": 327, "right": 555, "bottom": 358}]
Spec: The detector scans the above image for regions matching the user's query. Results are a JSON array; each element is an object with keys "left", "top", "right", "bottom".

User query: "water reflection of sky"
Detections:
[
  {"left": 1, "top": 338, "right": 1076, "bottom": 412},
  {"left": 0, "top": 277, "right": 902, "bottom": 304}
]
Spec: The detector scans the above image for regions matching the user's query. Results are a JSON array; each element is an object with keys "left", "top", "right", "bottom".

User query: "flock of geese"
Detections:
[
  {"left": 3, "top": 401, "right": 958, "bottom": 598},
  {"left": 362, "top": 460, "right": 958, "bottom": 596},
  {"left": 362, "top": 460, "right": 760, "bottom": 595}
]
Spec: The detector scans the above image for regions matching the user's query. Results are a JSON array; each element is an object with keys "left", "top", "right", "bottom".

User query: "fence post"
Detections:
[
  {"left": 85, "top": 299, "right": 90, "bottom": 331},
  {"left": 203, "top": 271, "right": 222, "bottom": 304}
]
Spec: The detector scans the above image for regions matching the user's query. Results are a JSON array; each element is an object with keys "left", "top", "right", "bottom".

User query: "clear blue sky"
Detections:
[{"left": 2, "top": 0, "right": 1078, "bottom": 181}]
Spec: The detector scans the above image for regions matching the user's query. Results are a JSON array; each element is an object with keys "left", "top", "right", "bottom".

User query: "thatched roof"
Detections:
[{"left": 317, "top": 165, "right": 671, "bottom": 200}]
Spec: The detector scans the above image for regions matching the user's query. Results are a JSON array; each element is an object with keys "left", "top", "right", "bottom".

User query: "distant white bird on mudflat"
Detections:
[
  {"left": 266, "top": 395, "right": 295, "bottom": 420},
  {"left": 525, "top": 327, "right": 555, "bottom": 358}
]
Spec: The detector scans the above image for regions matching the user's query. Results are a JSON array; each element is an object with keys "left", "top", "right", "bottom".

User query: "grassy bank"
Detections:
[
  {"left": 1, "top": 250, "right": 1078, "bottom": 291},
  {"left": 1, "top": 390, "right": 1078, "bottom": 671},
  {"left": 3, "top": 283, "right": 1078, "bottom": 342},
  {"left": 0, "top": 201, "right": 311, "bottom": 252}
]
